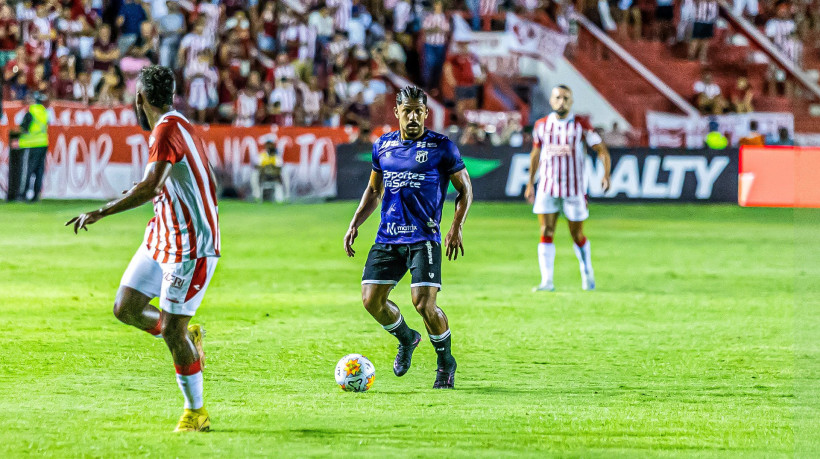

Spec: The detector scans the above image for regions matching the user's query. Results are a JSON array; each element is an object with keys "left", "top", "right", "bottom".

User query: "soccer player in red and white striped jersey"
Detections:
[
  {"left": 66, "top": 66, "right": 219, "bottom": 433},
  {"left": 525, "top": 85, "right": 611, "bottom": 292}
]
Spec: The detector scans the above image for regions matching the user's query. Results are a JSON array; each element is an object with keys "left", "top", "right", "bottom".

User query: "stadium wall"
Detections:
[{"left": 336, "top": 144, "right": 739, "bottom": 203}]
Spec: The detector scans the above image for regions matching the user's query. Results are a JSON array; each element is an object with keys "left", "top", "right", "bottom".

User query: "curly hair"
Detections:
[
  {"left": 396, "top": 86, "right": 427, "bottom": 106},
  {"left": 137, "top": 65, "right": 175, "bottom": 108}
]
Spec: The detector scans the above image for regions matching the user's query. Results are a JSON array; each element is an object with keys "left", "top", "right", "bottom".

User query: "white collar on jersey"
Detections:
[{"left": 156, "top": 109, "right": 190, "bottom": 126}]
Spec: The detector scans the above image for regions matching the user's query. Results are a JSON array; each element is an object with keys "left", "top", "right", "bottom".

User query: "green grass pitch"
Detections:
[{"left": 0, "top": 200, "right": 817, "bottom": 457}]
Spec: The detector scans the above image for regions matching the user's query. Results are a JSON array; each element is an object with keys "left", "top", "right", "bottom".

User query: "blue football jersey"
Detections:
[{"left": 372, "top": 129, "right": 466, "bottom": 244}]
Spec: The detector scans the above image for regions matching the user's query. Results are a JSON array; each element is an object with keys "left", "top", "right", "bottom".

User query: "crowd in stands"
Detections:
[{"left": 0, "top": 0, "right": 548, "bottom": 129}]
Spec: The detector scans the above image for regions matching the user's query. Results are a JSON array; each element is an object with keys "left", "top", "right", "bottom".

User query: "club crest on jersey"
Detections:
[{"left": 415, "top": 150, "right": 428, "bottom": 163}]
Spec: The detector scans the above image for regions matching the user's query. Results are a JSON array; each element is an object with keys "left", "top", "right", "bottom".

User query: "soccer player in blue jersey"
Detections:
[{"left": 343, "top": 86, "right": 473, "bottom": 389}]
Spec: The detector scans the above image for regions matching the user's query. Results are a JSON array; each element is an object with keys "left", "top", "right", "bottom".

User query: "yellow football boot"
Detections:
[
  {"left": 188, "top": 324, "right": 206, "bottom": 369},
  {"left": 174, "top": 407, "right": 210, "bottom": 432}
]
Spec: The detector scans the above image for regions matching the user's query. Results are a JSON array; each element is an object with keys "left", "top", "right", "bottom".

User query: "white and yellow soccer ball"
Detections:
[{"left": 335, "top": 354, "right": 375, "bottom": 392}]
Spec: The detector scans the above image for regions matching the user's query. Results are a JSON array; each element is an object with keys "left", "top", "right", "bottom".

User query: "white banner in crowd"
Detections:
[
  {"left": 647, "top": 111, "right": 795, "bottom": 148},
  {"left": 504, "top": 13, "right": 570, "bottom": 68},
  {"left": 451, "top": 13, "right": 569, "bottom": 69}
]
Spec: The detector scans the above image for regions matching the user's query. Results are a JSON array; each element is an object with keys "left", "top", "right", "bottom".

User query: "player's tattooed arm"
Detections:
[
  {"left": 344, "top": 170, "right": 384, "bottom": 257},
  {"left": 524, "top": 145, "right": 540, "bottom": 204},
  {"left": 592, "top": 143, "right": 612, "bottom": 192},
  {"left": 445, "top": 169, "right": 473, "bottom": 261},
  {"left": 65, "top": 161, "right": 173, "bottom": 234}
]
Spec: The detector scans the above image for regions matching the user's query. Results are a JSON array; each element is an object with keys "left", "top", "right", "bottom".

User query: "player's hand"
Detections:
[
  {"left": 524, "top": 183, "right": 535, "bottom": 204},
  {"left": 444, "top": 226, "right": 464, "bottom": 261},
  {"left": 601, "top": 175, "right": 611, "bottom": 192},
  {"left": 65, "top": 210, "right": 103, "bottom": 234},
  {"left": 343, "top": 226, "right": 358, "bottom": 257}
]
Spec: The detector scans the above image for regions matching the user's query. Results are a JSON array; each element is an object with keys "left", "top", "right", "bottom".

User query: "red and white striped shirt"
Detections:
[
  {"left": 144, "top": 111, "right": 220, "bottom": 263},
  {"left": 327, "top": 0, "right": 352, "bottom": 32},
  {"left": 532, "top": 113, "right": 602, "bottom": 198},
  {"left": 423, "top": 12, "right": 450, "bottom": 46},
  {"left": 480, "top": 0, "right": 499, "bottom": 16}
]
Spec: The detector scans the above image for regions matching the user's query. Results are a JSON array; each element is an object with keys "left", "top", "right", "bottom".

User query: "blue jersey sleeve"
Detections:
[
  {"left": 439, "top": 139, "right": 466, "bottom": 175},
  {"left": 371, "top": 141, "right": 382, "bottom": 172}
]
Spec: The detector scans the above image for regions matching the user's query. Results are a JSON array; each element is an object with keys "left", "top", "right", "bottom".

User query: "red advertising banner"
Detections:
[
  {"left": 739, "top": 146, "right": 820, "bottom": 208},
  {"left": 2, "top": 101, "right": 138, "bottom": 129},
  {"left": 0, "top": 123, "right": 355, "bottom": 200}
]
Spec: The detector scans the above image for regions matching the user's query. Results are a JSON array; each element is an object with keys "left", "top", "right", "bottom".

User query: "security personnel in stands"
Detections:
[
  {"left": 704, "top": 120, "right": 728, "bottom": 150},
  {"left": 19, "top": 92, "right": 50, "bottom": 202}
]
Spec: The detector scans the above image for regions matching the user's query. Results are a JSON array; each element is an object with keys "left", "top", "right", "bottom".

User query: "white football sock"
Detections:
[
  {"left": 176, "top": 366, "right": 204, "bottom": 410},
  {"left": 573, "top": 239, "right": 594, "bottom": 281},
  {"left": 538, "top": 242, "right": 555, "bottom": 286}
]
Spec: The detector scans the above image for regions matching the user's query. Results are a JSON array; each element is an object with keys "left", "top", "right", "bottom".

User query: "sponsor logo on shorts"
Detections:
[
  {"left": 164, "top": 273, "right": 184, "bottom": 289},
  {"left": 429, "top": 272, "right": 435, "bottom": 279},
  {"left": 425, "top": 241, "right": 433, "bottom": 264}
]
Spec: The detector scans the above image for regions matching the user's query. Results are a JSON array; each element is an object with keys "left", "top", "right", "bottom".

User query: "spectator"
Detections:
[
  {"left": 29, "top": 63, "right": 49, "bottom": 96},
  {"left": 258, "top": 1, "right": 278, "bottom": 55},
  {"left": 768, "top": 127, "right": 794, "bottom": 146},
  {"left": 730, "top": 77, "right": 754, "bottom": 113},
  {"left": 421, "top": 1, "right": 450, "bottom": 92},
  {"left": 738, "top": 120, "right": 765, "bottom": 146},
  {"left": 377, "top": 30, "right": 407, "bottom": 74},
  {"left": 298, "top": 76, "right": 324, "bottom": 126},
  {"left": 443, "top": 40, "right": 484, "bottom": 122},
  {"left": 392, "top": 0, "right": 413, "bottom": 47},
  {"left": 688, "top": 0, "right": 718, "bottom": 63},
  {"left": 694, "top": 72, "right": 726, "bottom": 114},
  {"left": 765, "top": 2, "right": 796, "bottom": 51},
  {"left": 95, "top": 65, "right": 125, "bottom": 105},
  {"left": 459, "top": 122, "right": 487, "bottom": 145},
  {"left": 92, "top": 24, "right": 120, "bottom": 88},
  {"left": 51, "top": 61, "right": 76, "bottom": 100},
  {"left": 10, "top": 72, "right": 29, "bottom": 100},
  {"left": 235, "top": 70, "right": 266, "bottom": 127},
  {"left": 268, "top": 77, "right": 298, "bottom": 126},
  {"left": 178, "top": 18, "right": 211, "bottom": 71},
  {"left": 615, "top": 0, "right": 642, "bottom": 41},
  {"left": 348, "top": 4, "right": 370, "bottom": 47},
  {"left": 327, "top": 0, "right": 354, "bottom": 33},
  {"left": 733, "top": 0, "right": 759, "bottom": 18},
  {"left": 120, "top": 47, "right": 152, "bottom": 104},
  {"left": 185, "top": 50, "right": 219, "bottom": 123},
  {"left": 131, "top": 22, "right": 159, "bottom": 63},
  {"left": 0, "top": 4, "right": 20, "bottom": 68},
  {"left": 273, "top": 52, "right": 297, "bottom": 82},
  {"left": 655, "top": 0, "right": 676, "bottom": 43},
  {"left": 73, "top": 70, "right": 95, "bottom": 103},
  {"left": 310, "top": 4, "right": 335, "bottom": 49},
  {"left": 344, "top": 91, "right": 370, "bottom": 128},
  {"left": 601, "top": 121, "right": 629, "bottom": 147},
  {"left": 116, "top": 0, "right": 150, "bottom": 56},
  {"left": 157, "top": 0, "right": 185, "bottom": 68}
]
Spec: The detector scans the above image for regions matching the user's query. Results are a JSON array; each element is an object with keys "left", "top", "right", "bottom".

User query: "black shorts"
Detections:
[
  {"left": 362, "top": 241, "right": 442, "bottom": 289},
  {"left": 655, "top": 5, "right": 674, "bottom": 21},
  {"left": 692, "top": 22, "right": 715, "bottom": 40}
]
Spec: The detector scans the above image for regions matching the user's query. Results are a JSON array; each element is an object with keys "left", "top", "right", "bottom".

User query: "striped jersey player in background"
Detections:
[
  {"left": 525, "top": 85, "right": 611, "bottom": 292},
  {"left": 66, "top": 66, "right": 220, "bottom": 433}
]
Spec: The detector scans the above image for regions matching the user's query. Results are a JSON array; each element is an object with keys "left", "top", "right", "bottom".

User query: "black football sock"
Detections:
[
  {"left": 430, "top": 329, "right": 454, "bottom": 368},
  {"left": 383, "top": 315, "right": 416, "bottom": 345}
]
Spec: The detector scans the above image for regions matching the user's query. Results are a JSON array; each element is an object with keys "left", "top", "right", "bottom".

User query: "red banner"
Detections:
[
  {"left": 739, "top": 146, "right": 820, "bottom": 208},
  {"left": 2, "top": 101, "right": 138, "bottom": 129},
  {"left": 0, "top": 123, "right": 355, "bottom": 200}
]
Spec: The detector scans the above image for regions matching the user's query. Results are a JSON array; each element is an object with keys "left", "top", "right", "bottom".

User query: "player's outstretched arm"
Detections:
[
  {"left": 344, "top": 170, "right": 384, "bottom": 257},
  {"left": 592, "top": 143, "right": 612, "bottom": 192},
  {"left": 524, "top": 145, "right": 539, "bottom": 204},
  {"left": 65, "top": 161, "right": 173, "bottom": 234},
  {"left": 445, "top": 169, "right": 473, "bottom": 261}
]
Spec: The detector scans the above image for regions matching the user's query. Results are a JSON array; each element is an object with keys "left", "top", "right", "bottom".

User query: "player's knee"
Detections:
[
  {"left": 540, "top": 225, "right": 555, "bottom": 238},
  {"left": 112, "top": 300, "right": 129, "bottom": 323},
  {"left": 361, "top": 290, "right": 385, "bottom": 314},
  {"left": 412, "top": 294, "right": 436, "bottom": 314}
]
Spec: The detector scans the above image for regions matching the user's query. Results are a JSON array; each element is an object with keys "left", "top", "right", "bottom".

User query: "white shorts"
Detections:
[
  {"left": 120, "top": 247, "right": 218, "bottom": 316},
  {"left": 533, "top": 193, "right": 589, "bottom": 221}
]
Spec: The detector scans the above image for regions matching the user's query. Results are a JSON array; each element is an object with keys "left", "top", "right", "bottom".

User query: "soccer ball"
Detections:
[{"left": 335, "top": 354, "right": 375, "bottom": 392}]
